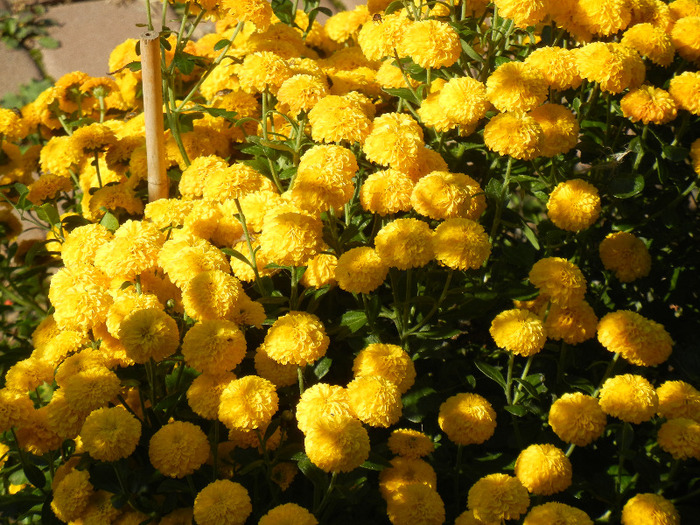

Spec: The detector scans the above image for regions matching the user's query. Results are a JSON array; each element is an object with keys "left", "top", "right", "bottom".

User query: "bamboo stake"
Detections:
[{"left": 140, "top": 30, "right": 168, "bottom": 202}]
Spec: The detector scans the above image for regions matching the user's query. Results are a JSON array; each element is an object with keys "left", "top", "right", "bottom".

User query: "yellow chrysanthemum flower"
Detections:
[
  {"left": 335, "top": 246, "right": 389, "bottom": 294},
  {"left": 187, "top": 371, "right": 236, "bottom": 420},
  {"left": 353, "top": 342, "right": 416, "bottom": 394},
  {"left": 363, "top": 113, "right": 425, "bottom": 172},
  {"left": 544, "top": 301, "right": 599, "bottom": 345},
  {"left": 358, "top": 12, "right": 409, "bottom": 61},
  {"left": 300, "top": 253, "right": 338, "bottom": 289},
  {"left": 193, "top": 479, "right": 252, "bottom": 525},
  {"left": 599, "top": 374, "right": 659, "bottom": 424},
  {"left": 529, "top": 257, "right": 587, "bottom": 307},
  {"left": 259, "top": 209, "right": 324, "bottom": 267},
  {"left": 438, "top": 392, "right": 497, "bottom": 445},
  {"left": 467, "top": 473, "right": 530, "bottom": 524},
  {"left": 621, "top": 493, "right": 680, "bottom": 525},
  {"left": 218, "top": 375, "right": 279, "bottom": 431},
  {"left": 48, "top": 263, "right": 113, "bottom": 332},
  {"left": 483, "top": 112, "right": 544, "bottom": 160},
  {"left": 324, "top": 4, "right": 370, "bottom": 43},
  {"left": 658, "top": 418, "right": 700, "bottom": 460},
  {"left": 549, "top": 392, "right": 607, "bottom": 446},
  {"left": 597, "top": 310, "right": 673, "bottom": 366},
  {"left": 358, "top": 168, "right": 413, "bottom": 216},
  {"left": 347, "top": 375, "right": 402, "bottom": 428},
  {"left": 599, "top": 231, "right": 651, "bottom": 282},
  {"left": 524, "top": 47, "right": 582, "bottom": 90},
  {"left": 486, "top": 61, "right": 548, "bottom": 113},
  {"left": 308, "top": 94, "right": 372, "bottom": 144},
  {"left": 50, "top": 469, "right": 94, "bottom": 522},
  {"left": 530, "top": 104, "right": 580, "bottom": 157},
  {"left": 547, "top": 179, "right": 600, "bottom": 231},
  {"left": 158, "top": 235, "right": 231, "bottom": 288},
  {"left": 494, "top": 0, "right": 548, "bottom": 28},
  {"left": 524, "top": 502, "right": 593, "bottom": 525},
  {"left": 437, "top": 77, "right": 490, "bottom": 126},
  {"left": 399, "top": 19, "right": 461, "bottom": 69},
  {"left": 80, "top": 407, "right": 141, "bottom": 462},
  {"left": 263, "top": 311, "right": 329, "bottom": 367},
  {"left": 575, "top": 42, "right": 646, "bottom": 94},
  {"left": 149, "top": 421, "right": 210, "bottom": 478},
  {"left": 621, "top": 23, "right": 675, "bottom": 66},
  {"left": 296, "top": 383, "right": 353, "bottom": 435},
  {"left": 254, "top": 347, "right": 298, "bottom": 388},
  {"left": 671, "top": 16, "right": 700, "bottom": 62},
  {"left": 259, "top": 503, "right": 318, "bottom": 525},
  {"left": 3, "top": 357, "right": 54, "bottom": 394},
  {"left": 579, "top": 0, "right": 632, "bottom": 35},
  {"left": 385, "top": 484, "right": 446, "bottom": 525},
  {"left": 657, "top": 380, "right": 700, "bottom": 421},
  {"left": 668, "top": 71, "right": 700, "bottom": 114},
  {"left": 387, "top": 429, "right": 435, "bottom": 459},
  {"left": 237, "top": 51, "right": 292, "bottom": 94},
  {"left": 379, "top": 456, "right": 437, "bottom": 499},
  {"left": 118, "top": 308, "right": 180, "bottom": 364},
  {"left": 60, "top": 224, "right": 113, "bottom": 268},
  {"left": 58, "top": 354, "right": 121, "bottom": 412},
  {"left": 182, "top": 269, "right": 243, "bottom": 322},
  {"left": 182, "top": 319, "right": 246, "bottom": 374},
  {"left": 621, "top": 85, "right": 678, "bottom": 124},
  {"left": 374, "top": 218, "right": 434, "bottom": 270},
  {"left": 691, "top": 137, "right": 700, "bottom": 175},
  {"left": 411, "top": 171, "right": 487, "bottom": 221},
  {"left": 490, "top": 308, "right": 547, "bottom": 356},
  {"left": 304, "top": 415, "right": 370, "bottom": 473},
  {"left": 514, "top": 444, "right": 573, "bottom": 495}
]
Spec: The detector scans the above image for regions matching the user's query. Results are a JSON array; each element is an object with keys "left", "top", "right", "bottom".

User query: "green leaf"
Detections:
[
  {"left": 521, "top": 221, "right": 540, "bottom": 250},
  {"left": 485, "top": 177, "right": 503, "bottom": 204},
  {"left": 36, "top": 203, "right": 60, "bottom": 226},
  {"left": 297, "top": 454, "right": 327, "bottom": 489},
  {"left": 474, "top": 360, "right": 506, "bottom": 389},
  {"left": 23, "top": 463, "right": 46, "bottom": 489},
  {"left": 461, "top": 41, "right": 484, "bottom": 63},
  {"left": 37, "top": 36, "right": 59, "bottom": 49},
  {"left": 385, "top": 0, "right": 405, "bottom": 15},
  {"left": 361, "top": 452, "right": 392, "bottom": 471},
  {"left": 339, "top": 310, "right": 368, "bottom": 334},
  {"left": 100, "top": 211, "right": 119, "bottom": 232},
  {"left": 661, "top": 145, "right": 688, "bottom": 163},
  {"left": 173, "top": 53, "right": 195, "bottom": 75},
  {"left": 213, "top": 38, "right": 230, "bottom": 51},
  {"left": 314, "top": 356, "right": 332, "bottom": 379},
  {"left": 382, "top": 87, "right": 421, "bottom": 106},
  {"left": 503, "top": 404, "right": 528, "bottom": 417},
  {"left": 610, "top": 174, "right": 644, "bottom": 199}
]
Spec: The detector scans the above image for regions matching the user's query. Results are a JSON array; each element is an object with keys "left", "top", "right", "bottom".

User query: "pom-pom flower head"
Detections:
[
  {"left": 181, "top": 319, "right": 246, "bottom": 374},
  {"left": 599, "top": 231, "right": 651, "bottom": 282},
  {"left": 118, "top": 308, "right": 180, "bottom": 364},
  {"left": 668, "top": 71, "right": 700, "bottom": 115},
  {"left": 432, "top": 218, "right": 491, "bottom": 271},
  {"left": 621, "top": 493, "right": 680, "bottom": 525},
  {"left": 514, "top": 444, "right": 573, "bottom": 495},
  {"left": 387, "top": 429, "right": 435, "bottom": 459},
  {"left": 547, "top": 179, "right": 601, "bottom": 232},
  {"left": 80, "top": 406, "right": 141, "bottom": 462},
  {"left": 549, "top": 392, "right": 607, "bottom": 446},
  {"left": 524, "top": 46, "right": 582, "bottom": 90},
  {"left": 295, "top": 383, "right": 353, "bottom": 435},
  {"left": 524, "top": 502, "right": 593, "bottom": 525},
  {"left": 490, "top": 308, "right": 547, "bottom": 357},
  {"left": 483, "top": 112, "right": 544, "bottom": 160},
  {"left": 258, "top": 503, "right": 318, "bottom": 525},
  {"left": 352, "top": 342, "right": 416, "bottom": 394},
  {"left": 486, "top": 61, "right": 548, "bottom": 112},
  {"left": 438, "top": 392, "right": 497, "bottom": 445},
  {"left": 385, "top": 483, "right": 446, "bottom": 525},
  {"left": 262, "top": 311, "right": 329, "bottom": 367},
  {"left": 193, "top": 479, "right": 252, "bottom": 525},
  {"left": 360, "top": 169, "right": 414, "bottom": 216},
  {"left": 657, "top": 418, "right": 700, "bottom": 460},
  {"left": 335, "top": 246, "right": 389, "bottom": 294},
  {"left": 363, "top": 113, "right": 424, "bottom": 172},
  {"left": 218, "top": 375, "right": 279, "bottom": 431},
  {"left": 411, "top": 171, "right": 487, "bottom": 221},
  {"left": 467, "top": 473, "right": 530, "bottom": 524},
  {"left": 544, "top": 301, "right": 599, "bottom": 345},
  {"left": 657, "top": 380, "right": 700, "bottom": 421},
  {"left": 597, "top": 310, "right": 673, "bottom": 366},
  {"left": 621, "top": 23, "right": 675, "bottom": 67},
  {"left": 621, "top": 85, "right": 678, "bottom": 124},
  {"left": 598, "top": 374, "right": 659, "bottom": 424},
  {"left": 148, "top": 421, "right": 210, "bottom": 478},
  {"left": 374, "top": 218, "right": 434, "bottom": 270},
  {"left": 529, "top": 104, "right": 580, "bottom": 157},
  {"left": 399, "top": 19, "right": 461, "bottom": 69},
  {"left": 308, "top": 94, "right": 372, "bottom": 144},
  {"left": 347, "top": 375, "right": 402, "bottom": 428},
  {"left": 575, "top": 42, "right": 646, "bottom": 94},
  {"left": 528, "top": 257, "right": 587, "bottom": 307},
  {"left": 437, "top": 77, "right": 490, "bottom": 127},
  {"left": 304, "top": 415, "right": 370, "bottom": 473}
]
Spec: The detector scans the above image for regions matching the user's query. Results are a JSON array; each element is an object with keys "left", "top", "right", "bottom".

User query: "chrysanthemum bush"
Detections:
[{"left": 1, "top": 0, "right": 699, "bottom": 523}]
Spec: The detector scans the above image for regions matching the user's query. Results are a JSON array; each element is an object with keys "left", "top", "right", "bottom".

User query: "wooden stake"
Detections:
[{"left": 140, "top": 30, "right": 168, "bottom": 202}]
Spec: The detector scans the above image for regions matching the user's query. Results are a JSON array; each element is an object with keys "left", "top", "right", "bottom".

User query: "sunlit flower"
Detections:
[
  {"left": 530, "top": 104, "right": 580, "bottom": 157},
  {"left": 529, "top": 257, "right": 586, "bottom": 307},
  {"left": 621, "top": 85, "right": 678, "bottom": 124},
  {"left": 399, "top": 19, "right": 461, "bottom": 69},
  {"left": 219, "top": 375, "right": 279, "bottom": 431},
  {"left": 524, "top": 47, "right": 582, "bottom": 90},
  {"left": 438, "top": 392, "right": 497, "bottom": 445},
  {"left": 668, "top": 71, "right": 700, "bottom": 114},
  {"left": 657, "top": 380, "right": 700, "bottom": 422},
  {"left": 296, "top": 383, "right": 353, "bottom": 435},
  {"left": 657, "top": 418, "right": 700, "bottom": 460},
  {"left": 547, "top": 179, "right": 600, "bottom": 231},
  {"left": 490, "top": 308, "right": 547, "bottom": 356},
  {"left": 544, "top": 301, "right": 599, "bottom": 345},
  {"left": 80, "top": 406, "right": 141, "bottom": 462},
  {"left": 575, "top": 42, "right": 646, "bottom": 94},
  {"left": 258, "top": 503, "right": 318, "bottom": 525},
  {"left": 467, "top": 473, "right": 530, "bottom": 524},
  {"left": 388, "top": 429, "right": 435, "bottom": 459},
  {"left": 597, "top": 310, "right": 673, "bottom": 366},
  {"left": 379, "top": 456, "right": 438, "bottom": 498},
  {"left": 353, "top": 343, "right": 416, "bottom": 394},
  {"left": 671, "top": 16, "right": 700, "bottom": 62},
  {"left": 411, "top": 171, "right": 487, "bottom": 220},
  {"left": 486, "top": 61, "right": 548, "bottom": 113},
  {"left": 118, "top": 308, "right": 179, "bottom": 364},
  {"left": 149, "top": 421, "right": 209, "bottom": 478},
  {"left": 483, "top": 112, "right": 543, "bottom": 160},
  {"left": 599, "top": 374, "right": 659, "bottom": 424},
  {"left": 514, "top": 444, "right": 572, "bottom": 495},
  {"left": 432, "top": 218, "right": 491, "bottom": 271},
  {"left": 524, "top": 502, "right": 593, "bottom": 525},
  {"left": 549, "top": 392, "right": 607, "bottom": 446},
  {"left": 263, "top": 311, "right": 329, "bottom": 367},
  {"left": 375, "top": 218, "right": 434, "bottom": 270},
  {"left": 621, "top": 23, "right": 675, "bottom": 67},
  {"left": 193, "top": 479, "right": 252, "bottom": 525},
  {"left": 494, "top": 0, "right": 548, "bottom": 28},
  {"left": 621, "top": 493, "right": 680, "bottom": 525},
  {"left": 304, "top": 415, "right": 370, "bottom": 473},
  {"left": 385, "top": 483, "right": 446, "bottom": 525},
  {"left": 335, "top": 247, "right": 389, "bottom": 294},
  {"left": 347, "top": 375, "right": 402, "bottom": 428}
]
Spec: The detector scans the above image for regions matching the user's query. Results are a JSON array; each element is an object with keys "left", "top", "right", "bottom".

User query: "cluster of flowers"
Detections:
[{"left": 1, "top": 0, "right": 699, "bottom": 523}]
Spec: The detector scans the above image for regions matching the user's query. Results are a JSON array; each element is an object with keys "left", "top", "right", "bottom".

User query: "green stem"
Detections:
[
  {"left": 145, "top": 0, "right": 153, "bottom": 31},
  {"left": 290, "top": 267, "right": 300, "bottom": 311},
  {"left": 117, "top": 394, "right": 143, "bottom": 424},
  {"left": 489, "top": 156, "right": 512, "bottom": 242},
  {"left": 297, "top": 366, "right": 306, "bottom": 395},
  {"left": 505, "top": 352, "right": 515, "bottom": 405},
  {"left": 592, "top": 353, "right": 620, "bottom": 398},
  {"left": 402, "top": 269, "right": 453, "bottom": 339},
  {"left": 401, "top": 268, "right": 413, "bottom": 338},
  {"left": 512, "top": 355, "right": 534, "bottom": 405},
  {"left": 233, "top": 198, "right": 264, "bottom": 293},
  {"left": 314, "top": 471, "right": 338, "bottom": 517}
]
